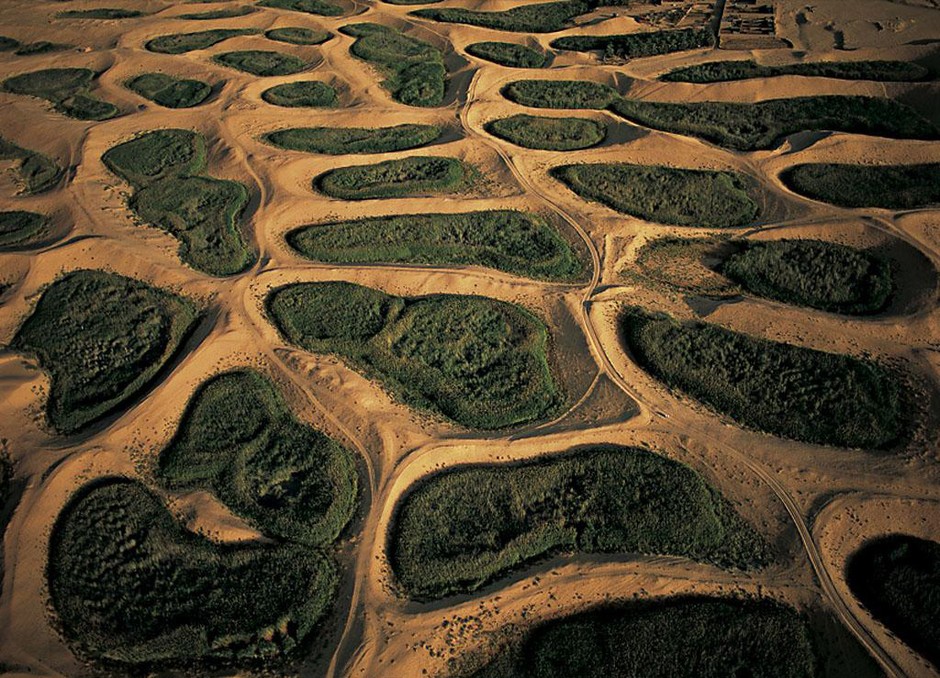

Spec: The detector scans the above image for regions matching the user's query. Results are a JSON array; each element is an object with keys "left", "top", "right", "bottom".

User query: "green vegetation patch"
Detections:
[
  {"left": 413, "top": 0, "right": 593, "bottom": 33},
  {"left": 146, "top": 28, "right": 256, "bottom": 54},
  {"left": 178, "top": 5, "right": 257, "bottom": 19},
  {"left": 214, "top": 50, "right": 307, "bottom": 76},
  {"left": 265, "top": 27, "right": 331, "bottom": 45},
  {"left": 462, "top": 597, "right": 817, "bottom": 678},
  {"left": 1, "top": 68, "right": 118, "bottom": 121},
  {"left": 0, "top": 36, "right": 19, "bottom": 50},
  {"left": 57, "top": 8, "right": 145, "bottom": 19},
  {"left": 487, "top": 114, "right": 605, "bottom": 150},
  {"left": 392, "top": 445, "right": 766, "bottom": 599},
  {"left": 552, "top": 163, "right": 757, "bottom": 227},
  {"left": 15, "top": 41, "right": 71, "bottom": 56},
  {"left": 261, "top": 80, "right": 337, "bottom": 107},
  {"left": 502, "top": 79, "right": 617, "bottom": 109},
  {"left": 159, "top": 370, "right": 358, "bottom": 545},
  {"left": 610, "top": 95, "right": 939, "bottom": 151},
  {"left": 620, "top": 308, "right": 903, "bottom": 448},
  {"left": 257, "top": 0, "right": 345, "bottom": 18},
  {"left": 49, "top": 478, "right": 336, "bottom": 666},
  {"left": 341, "top": 23, "right": 446, "bottom": 107},
  {"left": 286, "top": 210, "right": 582, "bottom": 280},
  {"left": 661, "top": 59, "right": 931, "bottom": 83},
  {"left": 632, "top": 236, "right": 740, "bottom": 296},
  {"left": 314, "top": 155, "right": 467, "bottom": 200},
  {"left": 12, "top": 270, "right": 198, "bottom": 434},
  {"left": 265, "top": 124, "right": 441, "bottom": 154},
  {"left": 846, "top": 534, "right": 940, "bottom": 669},
  {"left": 266, "top": 282, "right": 560, "bottom": 429},
  {"left": 723, "top": 239, "right": 893, "bottom": 315},
  {"left": 552, "top": 27, "right": 714, "bottom": 58},
  {"left": 781, "top": 163, "right": 940, "bottom": 210},
  {"left": 0, "top": 211, "right": 49, "bottom": 250},
  {"left": 126, "top": 73, "right": 212, "bottom": 108},
  {"left": 103, "top": 129, "right": 254, "bottom": 276},
  {"left": 466, "top": 42, "right": 546, "bottom": 68},
  {"left": 0, "top": 136, "right": 63, "bottom": 194}
]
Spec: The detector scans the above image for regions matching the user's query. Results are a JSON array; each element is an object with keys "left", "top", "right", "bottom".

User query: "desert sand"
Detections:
[{"left": 0, "top": 0, "right": 938, "bottom": 676}]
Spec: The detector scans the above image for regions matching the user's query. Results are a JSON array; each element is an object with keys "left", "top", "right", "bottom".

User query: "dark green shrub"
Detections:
[
  {"left": 12, "top": 270, "right": 198, "bottom": 434},
  {"left": 611, "top": 95, "right": 940, "bottom": 151},
  {"left": 158, "top": 370, "right": 358, "bottom": 545},
  {"left": 723, "top": 239, "right": 893, "bottom": 314},
  {"left": 620, "top": 308, "right": 904, "bottom": 448},
  {"left": 57, "top": 8, "right": 145, "bottom": 19},
  {"left": 846, "top": 534, "right": 940, "bottom": 669},
  {"left": 213, "top": 50, "right": 307, "bottom": 76},
  {"left": 392, "top": 445, "right": 766, "bottom": 599},
  {"left": 661, "top": 59, "right": 931, "bottom": 83},
  {"left": 2, "top": 68, "right": 118, "bottom": 120},
  {"left": 0, "top": 136, "right": 63, "bottom": 194},
  {"left": 264, "top": 124, "right": 441, "bottom": 154},
  {"left": 466, "top": 41, "right": 547, "bottom": 68},
  {"left": 145, "top": 28, "right": 256, "bottom": 54},
  {"left": 265, "top": 27, "right": 331, "bottom": 44},
  {"left": 266, "top": 282, "right": 561, "bottom": 429},
  {"left": 14, "top": 41, "right": 70, "bottom": 56},
  {"left": 0, "top": 210, "right": 49, "bottom": 249},
  {"left": 261, "top": 80, "right": 337, "bottom": 107},
  {"left": 178, "top": 5, "right": 256, "bottom": 19},
  {"left": 780, "top": 163, "right": 940, "bottom": 209},
  {"left": 552, "top": 27, "right": 714, "bottom": 58},
  {"left": 126, "top": 73, "right": 212, "bottom": 108},
  {"left": 49, "top": 478, "right": 337, "bottom": 666},
  {"left": 341, "top": 23, "right": 446, "bottom": 107},
  {"left": 0, "top": 36, "right": 18, "bottom": 50},
  {"left": 103, "top": 129, "right": 254, "bottom": 276},
  {"left": 257, "top": 0, "right": 344, "bottom": 17},
  {"left": 552, "top": 163, "right": 758, "bottom": 227},
  {"left": 314, "top": 155, "right": 467, "bottom": 200},
  {"left": 487, "top": 114, "right": 605, "bottom": 150},
  {"left": 286, "top": 209, "right": 582, "bottom": 280},
  {"left": 464, "top": 597, "right": 817, "bottom": 678},
  {"left": 502, "top": 79, "right": 617, "bottom": 109},
  {"left": 413, "top": 0, "right": 592, "bottom": 32}
]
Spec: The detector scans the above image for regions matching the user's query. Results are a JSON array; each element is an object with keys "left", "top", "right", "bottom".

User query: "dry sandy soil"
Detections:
[{"left": 0, "top": 0, "right": 938, "bottom": 677}]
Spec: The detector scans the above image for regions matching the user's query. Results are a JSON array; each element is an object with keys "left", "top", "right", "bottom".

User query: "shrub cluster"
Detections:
[
  {"left": 661, "top": 59, "right": 931, "bottom": 83},
  {"left": 552, "top": 26, "right": 714, "bottom": 59},
  {"left": 780, "top": 162, "right": 940, "bottom": 210},
  {"left": 265, "top": 27, "right": 331, "bottom": 45},
  {"left": 486, "top": 114, "right": 605, "bottom": 150},
  {"left": 264, "top": 124, "right": 441, "bottom": 154},
  {"left": 145, "top": 28, "right": 257, "bottom": 54},
  {"left": 214, "top": 50, "right": 307, "bottom": 76},
  {"left": 1, "top": 68, "right": 118, "bottom": 120},
  {"left": 257, "top": 0, "right": 345, "bottom": 17},
  {"left": 261, "top": 80, "right": 338, "bottom": 107},
  {"left": 0, "top": 135, "right": 62, "bottom": 194},
  {"left": 125, "top": 73, "right": 212, "bottom": 108},
  {"left": 466, "top": 42, "right": 547, "bottom": 68},
  {"left": 0, "top": 210, "right": 50, "bottom": 250},
  {"left": 313, "top": 155, "right": 467, "bottom": 200}
]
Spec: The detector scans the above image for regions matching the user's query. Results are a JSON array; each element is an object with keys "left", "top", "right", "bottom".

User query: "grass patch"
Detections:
[
  {"left": 620, "top": 308, "right": 903, "bottom": 448},
  {"left": 487, "top": 114, "right": 605, "bottom": 150},
  {"left": 314, "top": 155, "right": 467, "bottom": 200},
  {"left": 49, "top": 478, "right": 336, "bottom": 667},
  {"left": 57, "top": 8, "right": 145, "bottom": 19},
  {"left": 341, "top": 23, "right": 446, "bottom": 107},
  {"left": 158, "top": 370, "right": 358, "bottom": 546},
  {"left": 12, "top": 270, "right": 198, "bottom": 434},
  {"left": 14, "top": 42, "right": 71, "bottom": 56},
  {"left": 412, "top": 0, "right": 595, "bottom": 32},
  {"left": 265, "top": 27, "right": 331, "bottom": 45},
  {"left": 0, "top": 211, "right": 49, "bottom": 250},
  {"left": 265, "top": 124, "right": 441, "bottom": 154},
  {"left": 466, "top": 42, "right": 546, "bottom": 68},
  {"left": 846, "top": 534, "right": 939, "bottom": 669},
  {"left": 103, "top": 129, "right": 254, "bottom": 276},
  {"left": 661, "top": 59, "right": 931, "bottom": 83},
  {"left": 178, "top": 5, "right": 257, "bottom": 19},
  {"left": 723, "top": 239, "right": 893, "bottom": 315},
  {"left": 610, "top": 95, "right": 940, "bottom": 151},
  {"left": 286, "top": 209, "right": 582, "bottom": 280},
  {"left": 261, "top": 80, "right": 337, "bottom": 107},
  {"left": 266, "top": 282, "right": 560, "bottom": 429},
  {"left": 461, "top": 597, "right": 817, "bottom": 678},
  {"left": 632, "top": 236, "right": 740, "bottom": 296},
  {"left": 391, "top": 445, "right": 766, "bottom": 599},
  {"left": 0, "top": 136, "right": 63, "bottom": 194},
  {"left": 502, "top": 79, "right": 617, "bottom": 109},
  {"left": 214, "top": 50, "right": 307, "bottom": 76},
  {"left": 0, "top": 37, "right": 18, "bottom": 50},
  {"left": 257, "top": 0, "right": 345, "bottom": 18},
  {"left": 126, "top": 73, "right": 212, "bottom": 108},
  {"left": 1, "top": 68, "right": 118, "bottom": 120},
  {"left": 780, "top": 163, "right": 940, "bottom": 210},
  {"left": 146, "top": 28, "right": 256, "bottom": 54},
  {"left": 552, "top": 26, "right": 714, "bottom": 58},
  {"left": 552, "top": 163, "right": 757, "bottom": 227}
]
